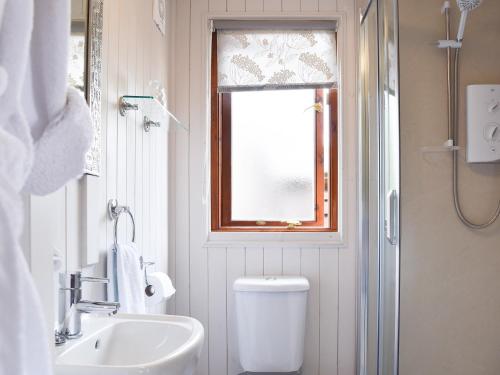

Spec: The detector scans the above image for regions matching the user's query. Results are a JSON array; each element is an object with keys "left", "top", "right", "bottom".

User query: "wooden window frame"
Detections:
[{"left": 210, "top": 32, "right": 338, "bottom": 232}]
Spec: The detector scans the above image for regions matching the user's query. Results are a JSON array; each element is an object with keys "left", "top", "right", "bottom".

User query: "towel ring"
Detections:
[{"left": 108, "top": 199, "right": 136, "bottom": 248}]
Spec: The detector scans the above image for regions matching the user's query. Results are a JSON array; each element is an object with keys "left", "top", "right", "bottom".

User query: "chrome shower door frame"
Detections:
[{"left": 358, "top": 0, "right": 401, "bottom": 374}]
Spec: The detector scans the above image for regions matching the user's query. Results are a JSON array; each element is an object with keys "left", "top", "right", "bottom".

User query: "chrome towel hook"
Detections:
[
  {"left": 107, "top": 199, "right": 136, "bottom": 248},
  {"left": 143, "top": 116, "right": 161, "bottom": 132}
]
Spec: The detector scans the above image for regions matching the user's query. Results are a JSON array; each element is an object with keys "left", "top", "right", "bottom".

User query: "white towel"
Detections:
[
  {"left": 22, "top": 0, "right": 93, "bottom": 195},
  {"left": 108, "top": 243, "right": 146, "bottom": 314},
  {"left": 23, "top": 86, "right": 93, "bottom": 195},
  {"left": 0, "top": 0, "right": 92, "bottom": 374},
  {"left": 0, "top": 2, "right": 48, "bottom": 375},
  {"left": 0, "top": 187, "right": 52, "bottom": 375}
]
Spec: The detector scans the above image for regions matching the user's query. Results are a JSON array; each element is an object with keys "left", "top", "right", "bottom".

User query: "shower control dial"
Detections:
[
  {"left": 483, "top": 123, "right": 500, "bottom": 143},
  {"left": 488, "top": 100, "right": 500, "bottom": 113}
]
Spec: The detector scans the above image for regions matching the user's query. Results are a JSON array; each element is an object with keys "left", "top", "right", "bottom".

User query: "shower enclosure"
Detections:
[{"left": 358, "top": 0, "right": 401, "bottom": 374}]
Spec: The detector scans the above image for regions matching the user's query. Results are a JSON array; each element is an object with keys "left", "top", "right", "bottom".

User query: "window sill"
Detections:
[{"left": 204, "top": 230, "right": 345, "bottom": 248}]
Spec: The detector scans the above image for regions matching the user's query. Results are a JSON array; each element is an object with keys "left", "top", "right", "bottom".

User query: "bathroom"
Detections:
[{"left": 1, "top": 0, "right": 500, "bottom": 374}]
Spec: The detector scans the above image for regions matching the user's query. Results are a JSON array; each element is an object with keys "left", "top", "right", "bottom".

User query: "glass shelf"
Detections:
[
  {"left": 420, "top": 145, "right": 461, "bottom": 153},
  {"left": 120, "top": 95, "right": 187, "bottom": 131},
  {"left": 420, "top": 140, "right": 461, "bottom": 153}
]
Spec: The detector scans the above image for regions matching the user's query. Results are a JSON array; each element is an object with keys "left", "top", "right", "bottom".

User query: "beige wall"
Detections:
[{"left": 399, "top": 1, "right": 500, "bottom": 374}]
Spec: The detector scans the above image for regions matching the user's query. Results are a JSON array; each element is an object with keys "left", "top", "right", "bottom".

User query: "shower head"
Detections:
[
  {"left": 456, "top": 0, "right": 483, "bottom": 41},
  {"left": 456, "top": 0, "right": 482, "bottom": 11}
]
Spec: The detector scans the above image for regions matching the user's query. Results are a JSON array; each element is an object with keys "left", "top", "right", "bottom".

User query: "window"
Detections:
[{"left": 210, "top": 22, "right": 338, "bottom": 232}]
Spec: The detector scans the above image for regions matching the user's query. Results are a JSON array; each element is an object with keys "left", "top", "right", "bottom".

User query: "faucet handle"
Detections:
[{"left": 69, "top": 272, "right": 109, "bottom": 289}]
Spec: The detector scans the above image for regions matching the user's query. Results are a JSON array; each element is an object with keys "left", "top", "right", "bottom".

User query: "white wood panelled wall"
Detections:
[
  {"left": 169, "top": 0, "right": 358, "bottom": 375},
  {"left": 26, "top": 0, "right": 174, "bottom": 330}
]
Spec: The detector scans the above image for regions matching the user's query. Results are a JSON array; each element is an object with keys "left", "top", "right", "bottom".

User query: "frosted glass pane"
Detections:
[{"left": 231, "top": 89, "right": 316, "bottom": 221}]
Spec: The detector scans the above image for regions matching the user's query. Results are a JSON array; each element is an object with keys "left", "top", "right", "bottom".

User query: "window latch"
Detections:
[
  {"left": 304, "top": 102, "right": 323, "bottom": 113},
  {"left": 282, "top": 220, "right": 302, "bottom": 229}
]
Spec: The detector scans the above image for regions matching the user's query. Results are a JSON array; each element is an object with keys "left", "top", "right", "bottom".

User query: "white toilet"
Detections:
[{"left": 234, "top": 276, "right": 309, "bottom": 374}]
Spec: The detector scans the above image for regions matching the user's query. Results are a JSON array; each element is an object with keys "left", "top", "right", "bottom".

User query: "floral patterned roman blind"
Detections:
[{"left": 216, "top": 27, "right": 338, "bottom": 92}]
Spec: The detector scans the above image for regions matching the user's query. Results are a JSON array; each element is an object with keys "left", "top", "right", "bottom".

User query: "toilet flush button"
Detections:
[{"left": 0, "top": 66, "right": 7, "bottom": 97}]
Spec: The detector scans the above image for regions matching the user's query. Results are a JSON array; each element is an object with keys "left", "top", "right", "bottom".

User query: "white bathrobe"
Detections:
[{"left": 0, "top": 0, "right": 93, "bottom": 374}]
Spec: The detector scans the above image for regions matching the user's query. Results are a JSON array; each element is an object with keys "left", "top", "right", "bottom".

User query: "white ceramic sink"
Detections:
[{"left": 55, "top": 313, "right": 204, "bottom": 375}]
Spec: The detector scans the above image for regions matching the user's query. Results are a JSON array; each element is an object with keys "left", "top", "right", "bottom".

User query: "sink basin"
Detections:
[{"left": 55, "top": 313, "right": 204, "bottom": 375}]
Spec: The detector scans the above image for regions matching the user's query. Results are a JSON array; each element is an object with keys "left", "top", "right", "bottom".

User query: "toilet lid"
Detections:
[{"left": 233, "top": 276, "right": 309, "bottom": 292}]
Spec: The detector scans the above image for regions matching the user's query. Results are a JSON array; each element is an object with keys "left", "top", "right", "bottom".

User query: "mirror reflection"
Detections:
[{"left": 69, "top": 0, "right": 89, "bottom": 97}]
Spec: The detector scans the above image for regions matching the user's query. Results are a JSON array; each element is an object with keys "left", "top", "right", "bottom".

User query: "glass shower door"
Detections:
[
  {"left": 378, "top": 0, "right": 400, "bottom": 373},
  {"left": 359, "top": 0, "right": 400, "bottom": 374}
]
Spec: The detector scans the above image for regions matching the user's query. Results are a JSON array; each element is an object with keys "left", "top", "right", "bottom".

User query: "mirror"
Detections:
[
  {"left": 69, "top": 0, "right": 87, "bottom": 95},
  {"left": 69, "top": 0, "right": 103, "bottom": 176}
]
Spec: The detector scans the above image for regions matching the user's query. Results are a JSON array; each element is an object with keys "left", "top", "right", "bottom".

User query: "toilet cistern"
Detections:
[{"left": 234, "top": 276, "right": 309, "bottom": 373}]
